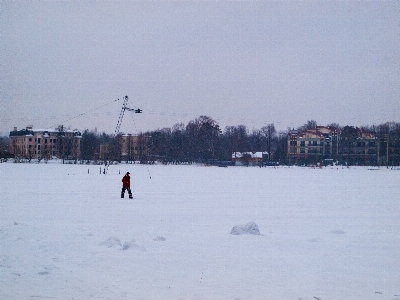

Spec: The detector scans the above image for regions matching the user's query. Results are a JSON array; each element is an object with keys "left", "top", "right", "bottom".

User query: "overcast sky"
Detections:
[{"left": 1, "top": 1, "right": 399, "bottom": 135}]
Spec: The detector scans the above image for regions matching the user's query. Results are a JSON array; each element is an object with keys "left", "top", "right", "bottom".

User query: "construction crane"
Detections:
[{"left": 105, "top": 95, "right": 142, "bottom": 173}]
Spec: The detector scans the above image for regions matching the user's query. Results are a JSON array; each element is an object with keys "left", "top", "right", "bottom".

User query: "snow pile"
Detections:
[
  {"left": 230, "top": 221, "right": 261, "bottom": 235},
  {"left": 100, "top": 236, "right": 146, "bottom": 251},
  {"left": 100, "top": 236, "right": 122, "bottom": 248},
  {"left": 121, "top": 240, "right": 146, "bottom": 251}
]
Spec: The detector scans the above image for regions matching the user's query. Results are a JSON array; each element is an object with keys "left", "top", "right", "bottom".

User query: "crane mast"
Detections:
[
  {"left": 114, "top": 95, "right": 129, "bottom": 137},
  {"left": 105, "top": 95, "right": 142, "bottom": 173}
]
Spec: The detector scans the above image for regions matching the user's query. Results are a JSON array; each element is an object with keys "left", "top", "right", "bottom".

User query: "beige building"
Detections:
[
  {"left": 9, "top": 126, "right": 81, "bottom": 160},
  {"left": 99, "top": 134, "right": 149, "bottom": 161},
  {"left": 121, "top": 134, "right": 140, "bottom": 159},
  {"left": 288, "top": 126, "right": 339, "bottom": 163},
  {"left": 287, "top": 126, "right": 391, "bottom": 165}
]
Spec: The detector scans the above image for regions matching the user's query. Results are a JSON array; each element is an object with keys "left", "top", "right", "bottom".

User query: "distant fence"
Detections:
[{"left": 208, "top": 160, "right": 235, "bottom": 167}]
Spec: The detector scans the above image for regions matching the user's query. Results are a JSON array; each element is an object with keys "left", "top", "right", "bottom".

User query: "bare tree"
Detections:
[{"left": 261, "top": 123, "right": 276, "bottom": 161}]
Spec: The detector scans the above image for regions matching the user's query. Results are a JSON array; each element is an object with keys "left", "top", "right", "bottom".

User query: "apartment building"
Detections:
[
  {"left": 288, "top": 126, "right": 339, "bottom": 164},
  {"left": 339, "top": 127, "right": 378, "bottom": 165},
  {"left": 99, "top": 134, "right": 149, "bottom": 161},
  {"left": 287, "top": 125, "right": 400, "bottom": 166},
  {"left": 385, "top": 134, "right": 400, "bottom": 166},
  {"left": 9, "top": 126, "right": 81, "bottom": 159}
]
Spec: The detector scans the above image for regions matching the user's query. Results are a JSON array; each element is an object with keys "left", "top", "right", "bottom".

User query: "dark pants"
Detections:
[{"left": 121, "top": 187, "right": 132, "bottom": 198}]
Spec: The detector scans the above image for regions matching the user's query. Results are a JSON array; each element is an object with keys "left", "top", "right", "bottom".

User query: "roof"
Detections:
[
  {"left": 10, "top": 127, "right": 81, "bottom": 137},
  {"left": 298, "top": 130, "right": 324, "bottom": 139}
]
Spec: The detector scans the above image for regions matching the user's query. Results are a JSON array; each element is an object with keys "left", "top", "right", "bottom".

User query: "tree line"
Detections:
[
  {"left": 2, "top": 117, "right": 400, "bottom": 165},
  {"left": 77, "top": 116, "right": 287, "bottom": 164},
  {"left": 79, "top": 116, "right": 400, "bottom": 165}
]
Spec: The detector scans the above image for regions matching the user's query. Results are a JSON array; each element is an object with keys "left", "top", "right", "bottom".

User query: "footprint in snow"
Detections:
[
  {"left": 38, "top": 271, "right": 50, "bottom": 275},
  {"left": 330, "top": 229, "right": 346, "bottom": 234}
]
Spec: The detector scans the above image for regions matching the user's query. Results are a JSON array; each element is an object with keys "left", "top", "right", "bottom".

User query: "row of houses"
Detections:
[{"left": 288, "top": 126, "right": 400, "bottom": 166}]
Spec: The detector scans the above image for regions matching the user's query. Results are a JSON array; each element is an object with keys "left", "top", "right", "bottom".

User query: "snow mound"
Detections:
[
  {"left": 122, "top": 240, "right": 146, "bottom": 251},
  {"left": 230, "top": 222, "right": 261, "bottom": 235},
  {"left": 100, "top": 236, "right": 146, "bottom": 251},
  {"left": 100, "top": 236, "right": 122, "bottom": 248},
  {"left": 122, "top": 241, "right": 131, "bottom": 250}
]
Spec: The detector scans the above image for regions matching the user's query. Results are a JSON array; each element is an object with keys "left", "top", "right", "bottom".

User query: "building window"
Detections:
[
  {"left": 38, "top": 145, "right": 41, "bottom": 150},
  {"left": 38, "top": 138, "right": 41, "bottom": 143},
  {"left": 308, "top": 148, "right": 317, "bottom": 154},
  {"left": 45, "top": 139, "right": 47, "bottom": 144},
  {"left": 29, "top": 138, "right": 32, "bottom": 142}
]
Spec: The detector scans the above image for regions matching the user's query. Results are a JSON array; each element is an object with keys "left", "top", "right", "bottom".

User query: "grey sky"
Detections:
[{"left": 1, "top": 1, "right": 399, "bottom": 135}]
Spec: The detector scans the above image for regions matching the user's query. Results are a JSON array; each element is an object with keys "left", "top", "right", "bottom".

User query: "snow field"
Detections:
[{"left": 0, "top": 163, "right": 399, "bottom": 299}]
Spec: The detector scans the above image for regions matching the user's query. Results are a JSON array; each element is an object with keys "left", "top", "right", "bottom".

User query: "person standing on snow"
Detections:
[{"left": 121, "top": 172, "right": 133, "bottom": 199}]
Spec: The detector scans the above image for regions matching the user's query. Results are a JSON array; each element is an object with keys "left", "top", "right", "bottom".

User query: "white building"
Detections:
[{"left": 232, "top": 152, "right": 268, "bottom": 166}]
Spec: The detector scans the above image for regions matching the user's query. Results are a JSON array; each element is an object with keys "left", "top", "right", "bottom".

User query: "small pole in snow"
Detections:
[
  {"left": 119, "top": 170, "right": 120, "bottom": 174},
  {"left": 88, "top": 169, "right": 89, "bottom": 174},
  {"left": 100, "top": 167, "right": 101, "bottom": 174}
]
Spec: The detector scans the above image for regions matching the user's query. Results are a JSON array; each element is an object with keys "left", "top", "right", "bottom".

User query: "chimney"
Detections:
[
  {"left": 26, "top": 125, "right": 33, "bottom": 130},
  {"left": 14, "top": 127, "right": 17, "bottom": 131}
]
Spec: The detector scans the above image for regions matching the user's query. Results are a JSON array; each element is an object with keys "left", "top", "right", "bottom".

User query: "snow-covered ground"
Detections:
[{"left": 1, "top": 162, "right": 399, "bottom": 300}]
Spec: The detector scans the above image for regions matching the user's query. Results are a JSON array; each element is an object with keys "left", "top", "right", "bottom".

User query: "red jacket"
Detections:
[{"left": 122, "top": 174, "right": 130, "bottom": 188}]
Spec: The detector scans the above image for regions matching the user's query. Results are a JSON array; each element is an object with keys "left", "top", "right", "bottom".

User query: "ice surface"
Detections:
[{"left": 0, "top": 163, "right": 399, "bottom": 299}]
